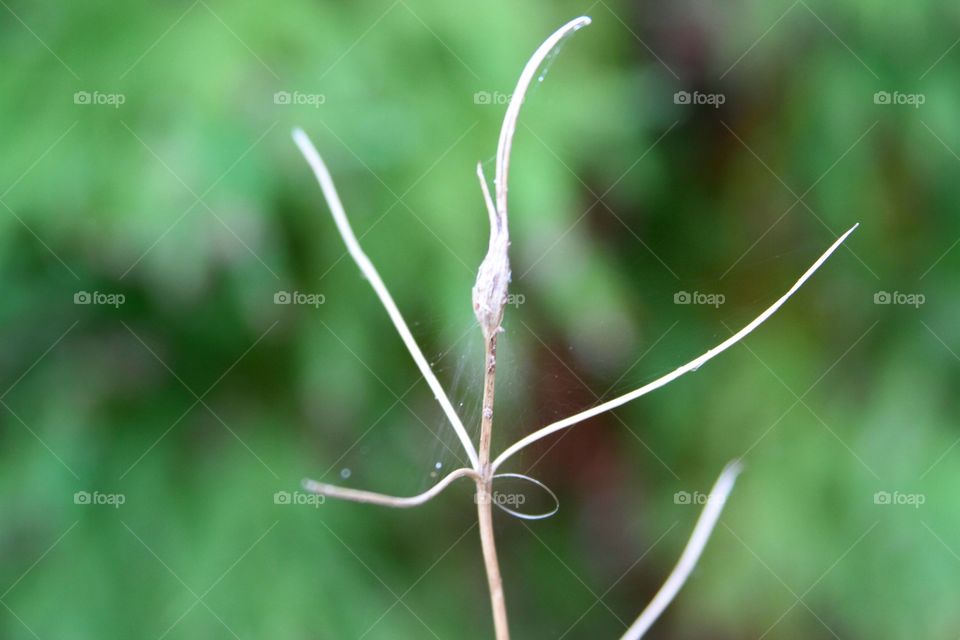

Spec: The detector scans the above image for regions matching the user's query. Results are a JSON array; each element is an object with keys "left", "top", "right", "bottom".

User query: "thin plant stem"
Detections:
[
  {"left": 292, "top": 14, "right": 858, "bottom": 640},
  {"left": 469, "top": 19, "right": 593, "bottom": 639},
  {"left": 476, "top": 333, "right": 509, "bottom": 639},
  {"left": 622, "top": 461, "right": 742, "bottom": 639},
  {"left": 303, "top": 467, "right": 479, "bottom": 507},
  {"left": 494, "top": 16, "right": 592, "bottom": 218},
  {"left": 292, "top": 128, "right": 480, "bottom": 470},
  {"left": 491, "top": 223, "right": 858, "bottom": 473}
]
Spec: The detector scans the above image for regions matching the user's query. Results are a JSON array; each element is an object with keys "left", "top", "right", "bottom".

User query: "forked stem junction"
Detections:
[{"left": 293, "top": 15, "right": 857, "bottom": 639}]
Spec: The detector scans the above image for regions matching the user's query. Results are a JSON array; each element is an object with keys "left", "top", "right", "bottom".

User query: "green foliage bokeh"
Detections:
[{"left": 2, "top": 1, "right": 959, "bottom": 638}]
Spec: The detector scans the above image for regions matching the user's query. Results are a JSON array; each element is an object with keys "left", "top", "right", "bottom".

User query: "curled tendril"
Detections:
[{"left": 490, "top": 472, "right": 560, "bottom": 520}]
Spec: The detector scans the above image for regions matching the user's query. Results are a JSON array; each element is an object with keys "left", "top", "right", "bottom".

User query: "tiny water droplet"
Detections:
[
  {"left": 435, "top": 461, "right": 442, "bottom": 470},
  {"left": 340, "top": 468, "right": 351, "bottom": 479}
]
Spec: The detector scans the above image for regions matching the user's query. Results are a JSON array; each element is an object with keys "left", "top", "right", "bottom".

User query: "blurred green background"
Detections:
[{"left": 2, "top": 0, "right": 958, "bottom": 638}]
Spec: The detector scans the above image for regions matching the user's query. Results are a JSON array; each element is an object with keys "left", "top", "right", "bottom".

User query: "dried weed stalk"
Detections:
[{"left": 293, "top": 16, "right": 857, "bottom": 639}]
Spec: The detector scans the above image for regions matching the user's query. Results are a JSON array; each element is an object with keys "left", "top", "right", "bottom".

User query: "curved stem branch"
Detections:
[
  {"left": 473, "top": 19, "right": 592, "bottom": 638},
  {"left": 293, "top": 129, "right": 480, "bottom": 470},
  {"left": 476, "top": 162, "right": 498, "bottom": 240},
  {"left": 302, "top": 467, "right": 479, "bottom": 508},
  {"left": 492, "top": 224, "right": 858, "bottom": 473},
  {"left": 622, "top": 461, "right": 742, "bottom": 639},
  {"left": 494, "top": 16, "right": 591, "bottom": 219}
]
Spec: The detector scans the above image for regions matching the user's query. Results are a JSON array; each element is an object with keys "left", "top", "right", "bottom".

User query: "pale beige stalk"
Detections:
[{"left": 293, "top": 14, "right": 858, "bottom": 640}]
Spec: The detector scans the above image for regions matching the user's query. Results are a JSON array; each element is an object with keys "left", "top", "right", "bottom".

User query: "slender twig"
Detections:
[
  {"left": 293, "top": 128, "right": 480, "bottom": 471},
  {"left": 491, "top": 223, "right": 858, "bottom": 474},
  {"left": 494, "top": 17, "right": 592, "bottom": 219},
  {"left": 622, "top": 461, "right": 742, "bottom": 639},
  {"left": 293, "top": 14, "right": 857, "bottom": 640},
  {"left": 477, "top": 333, "right": 508, "bottom": 639},
  {"left": 476, "top": 163, "right": 497, "bottom": 231},
  {"left": 469, "top": 18, "right": 593, "bottom": 639},
  {"left": 302, "top": 467, "right": 479, "bottom": 507}
]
